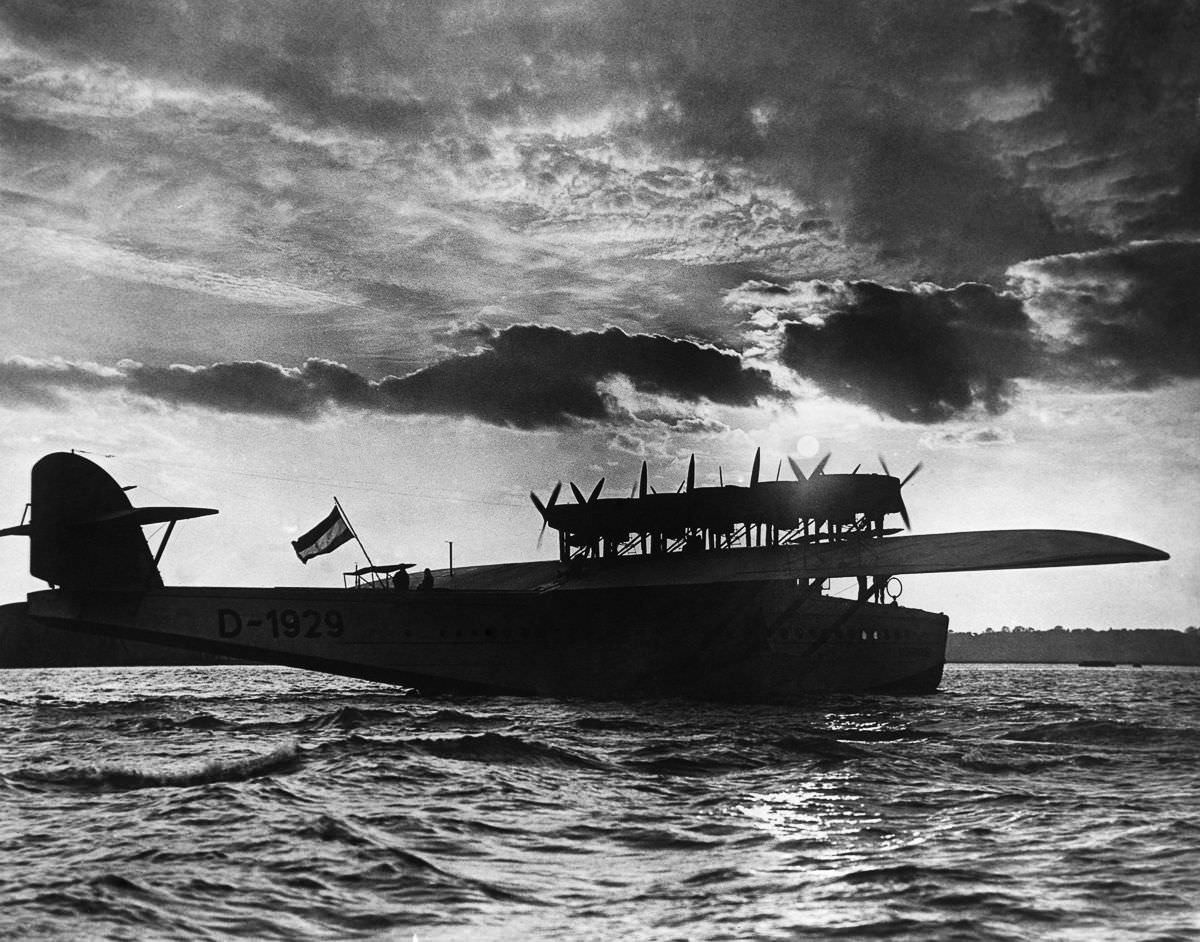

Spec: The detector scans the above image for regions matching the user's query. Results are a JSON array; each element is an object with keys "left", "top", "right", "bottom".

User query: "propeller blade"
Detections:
[
  {"left": 878, "top": 454, "right": 891, "bottom": 477},
  {"left": 686, "top": 454, "right": 695, "bottom": 493},
  {"left": 788, "top": 457, "right": 807, "bottom": 482},
  {"left": 718, "top": 465, "right": 724, "bottom": 487},
  {"left": 588, "top": 477, "right": 605, "bottom": 503},
  {"left": 570, "top": 482, "right": 587, "bottom": 505},
  {"left": 639, "top": 461, "right": 648, "bottom": 499},
  {"left": 775, "top": 459, "right": 782, "bottom": 481},
  {"left": 851, "top": 463, "right": 861, "bottom": 474},
  {"left": 531, "top": 482, "right": 561, "bottom": 549},
  {"left": 813, "top": 453, "right": 831, "bottom": 476},
  {"left": 898, "top": 462, "right": 923, "bottom": 530},
  {"left": 750, "top": 448, "right": 761, "bottom": 487}
]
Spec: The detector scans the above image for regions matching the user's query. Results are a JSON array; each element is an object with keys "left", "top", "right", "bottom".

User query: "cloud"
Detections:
[
  {"left": 6, "top": 0, "right": 1198, "bottom": 286},
  {"left": 740, "top": 280, "right": 1039, "bottom": 423},
  {"left": 375, "top": 325, "right": 780, "bottom": 428},
  {"left": 732, "top": 239, "right": 1200, "bottom": 423},
  {"left": 0, "top": 357, "right": 122, "bottom": 408},
  {"left": 0, "top": 327, "right": 779, "bottom": 428},
  {"left": 125, "top": 359, "right": 372, "bottom": 418},
  {"left": 919, "top": 427, "right": 1016, "bottom": 449},
  {"left": 1011, "top": 240, "right": 1200, "bottom": 388},
  {"left": 209, "top": 41, "right": 438, "bottom": 134},
  {"left": 614, "top": 0, "right": 1185, "bottom": 276}
]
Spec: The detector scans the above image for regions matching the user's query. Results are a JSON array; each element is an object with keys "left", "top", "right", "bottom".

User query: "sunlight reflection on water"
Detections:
[{"left": 2, "top": 664, "right": 1198, "bottom": 941}]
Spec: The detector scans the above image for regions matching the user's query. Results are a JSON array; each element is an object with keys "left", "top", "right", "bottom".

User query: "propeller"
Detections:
[
  {"left": 750, "top": 448, "right": 761, "bottom": 487},
  {"left": 812, "top": 453, "right": 832, "bottom": 476},
  {"left": 675, "top": 454, "right": 698, "bottom": 493},
  {"left": 529, "top": 481, "right": 562, "bottom": 549},
  {"left": 569, "top": 477, "right": 605, "bottom": 505},
  {"left": 639, "top": 461, "right": 648, "bottom": 499},
  {"left": 788, "top": 456, "right": 807, "bottom": 482},
  {"left": 878, "top": 455, "right": 924, "bottom": 529}
]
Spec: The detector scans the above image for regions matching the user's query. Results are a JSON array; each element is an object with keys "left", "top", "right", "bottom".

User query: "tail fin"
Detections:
[{"left": 2, "top": 453, "right": 217, "bottom": 591}]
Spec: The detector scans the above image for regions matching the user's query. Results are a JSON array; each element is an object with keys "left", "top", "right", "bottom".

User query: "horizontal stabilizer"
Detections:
[{"left": 81, "top": 506, "right": 219, "bottom": 527}]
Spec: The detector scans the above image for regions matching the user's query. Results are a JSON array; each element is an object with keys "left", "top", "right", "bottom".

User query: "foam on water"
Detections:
[{"left": 1, "top": 663, "right": 1198, "bottom": 941}]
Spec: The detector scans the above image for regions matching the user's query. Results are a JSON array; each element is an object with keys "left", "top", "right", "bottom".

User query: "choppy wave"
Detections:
[
  {"left": 412, "top": 731, "right": 612, "bottom": 770},
  {"left": 1002, "top": 718, "right": 1198, "bottom": 745},
  {"left": 2, "top": 663, "right": 1198, "bottom": 941},
  {"left": 15, "top": 742, "right": 301, "bottom": 791}
]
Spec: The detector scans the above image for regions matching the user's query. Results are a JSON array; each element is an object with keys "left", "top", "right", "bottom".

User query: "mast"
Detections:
[{"left": 333, "top": 496, "right": 376, "bottom": 571}]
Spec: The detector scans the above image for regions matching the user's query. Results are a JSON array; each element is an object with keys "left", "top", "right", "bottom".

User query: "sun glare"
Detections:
[{"left": 795, "top": 435, "right": 820, "bottom": 458}]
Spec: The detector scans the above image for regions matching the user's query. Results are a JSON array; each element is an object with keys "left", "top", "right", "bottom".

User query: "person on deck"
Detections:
[
  {"left": 393, "top": 567, "right": 410, "bottom": 591},
  {"left": 418, "top": 568, "right": 434, "bottom": 591}
]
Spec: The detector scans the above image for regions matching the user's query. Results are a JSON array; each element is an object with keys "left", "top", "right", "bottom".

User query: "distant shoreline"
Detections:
[{"left": 948, "top": 627, "right": 1200, "bottom": 666}]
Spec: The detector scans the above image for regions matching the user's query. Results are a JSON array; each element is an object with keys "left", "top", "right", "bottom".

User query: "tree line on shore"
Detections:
[{"left": 947, "top": 626, "right": 1200, "bottom": 665}]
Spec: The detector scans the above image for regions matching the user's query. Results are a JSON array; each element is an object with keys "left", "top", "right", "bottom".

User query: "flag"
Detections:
[{"left": 292, "top": 505, "right": 353, "bottom": 563}]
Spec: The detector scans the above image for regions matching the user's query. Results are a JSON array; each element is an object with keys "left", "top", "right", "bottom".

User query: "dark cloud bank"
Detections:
[
  {"left": 774, "top": 282, "right": 1038, "bottom": 423},
  {"left": 740, "top": 239, "right": 1200, "bottom": 422},
  {"left": 1020, "top": 241, "right": 1200, "bottom": 389},
  {"left": 0, "top": 327, "right": 778, "bottom": 429},
  {"left": 4, "top": 240, "right": 1196, "bottom": 428}
]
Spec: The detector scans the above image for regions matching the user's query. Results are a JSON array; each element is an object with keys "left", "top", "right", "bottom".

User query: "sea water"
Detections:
[{"left": 1, "top": 663, "right": 1197, "bottom": 941}]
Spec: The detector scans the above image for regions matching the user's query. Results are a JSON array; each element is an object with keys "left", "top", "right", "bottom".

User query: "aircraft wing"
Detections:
[
  {"left": 556, "top": 529, "right": 1168, "bottom": 589},
  {"left": 780, "top": 529, "right": 1169, "bottom": 578}
]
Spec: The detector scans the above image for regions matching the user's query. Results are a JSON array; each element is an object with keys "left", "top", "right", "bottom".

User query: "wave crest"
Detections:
[{"left": 16, "top": 742, "right": 301, "bottom": 791}]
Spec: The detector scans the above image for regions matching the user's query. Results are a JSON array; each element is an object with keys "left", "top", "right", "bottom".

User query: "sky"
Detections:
[{"left": 1, "top": 0, "right": 1197, "bottom": 631}]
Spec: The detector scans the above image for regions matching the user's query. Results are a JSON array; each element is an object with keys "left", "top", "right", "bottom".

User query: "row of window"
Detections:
[
  {"left": 775, "top": 626, "right": 920, "bottom": 643},
  {"left": 388, "top": 624, "right": 922, "bottom": 644}
]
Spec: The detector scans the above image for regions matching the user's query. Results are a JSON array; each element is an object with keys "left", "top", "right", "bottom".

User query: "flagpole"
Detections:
[{"left": 333, "top": 496, "right": 376, "bottom": 571}]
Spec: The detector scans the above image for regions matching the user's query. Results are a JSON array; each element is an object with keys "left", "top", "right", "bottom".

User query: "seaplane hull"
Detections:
[{"left": 22, "top": 576, "right": 948, "bottom": 699}]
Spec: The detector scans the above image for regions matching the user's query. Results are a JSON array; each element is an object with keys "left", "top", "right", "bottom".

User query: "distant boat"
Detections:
[
  {"left": 1077, "top": 660, "right": 1118, "bottom": 667},
  {"left": 0, "top": 451, "right": 1170, "bottom": 701}
]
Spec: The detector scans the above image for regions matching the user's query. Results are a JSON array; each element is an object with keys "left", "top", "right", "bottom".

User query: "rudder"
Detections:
[{"left": 4, "top": 453, "right": 217, "bottom": 591}]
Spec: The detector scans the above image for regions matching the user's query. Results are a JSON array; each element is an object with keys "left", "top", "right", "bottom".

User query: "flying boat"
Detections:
[{"left": 0, "top": 450, "right": 1169, "bottom": 700}]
